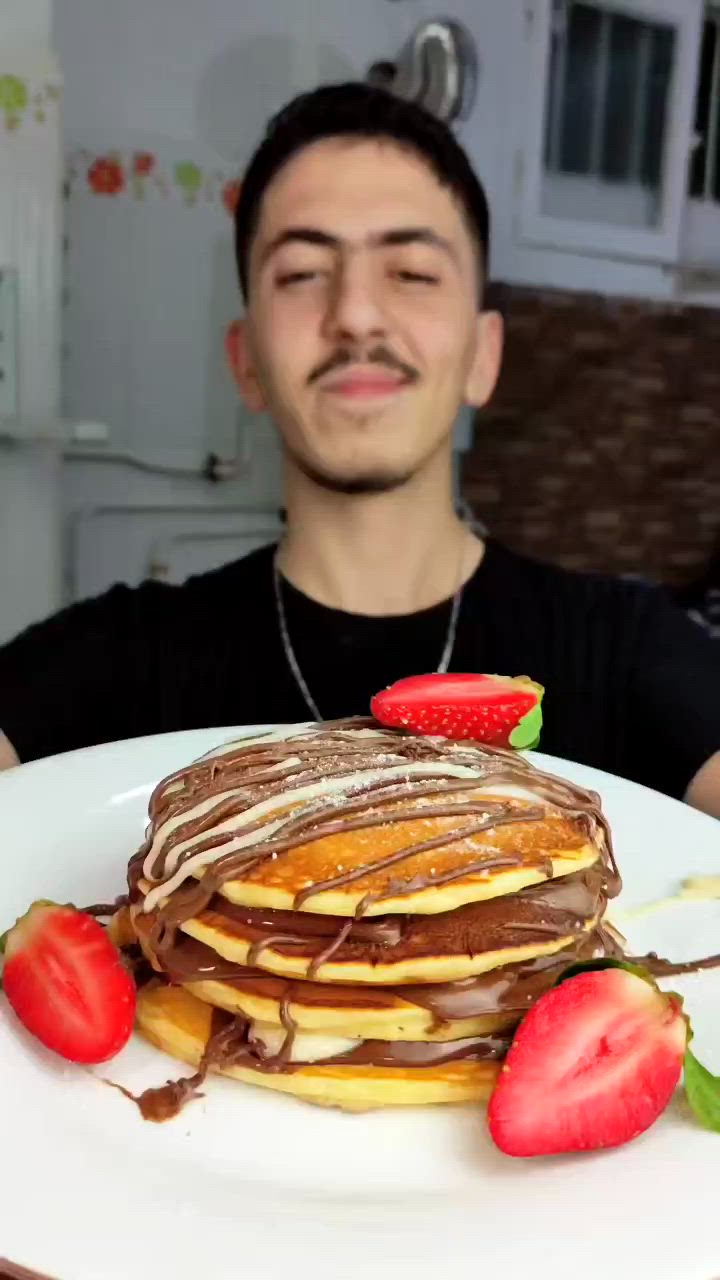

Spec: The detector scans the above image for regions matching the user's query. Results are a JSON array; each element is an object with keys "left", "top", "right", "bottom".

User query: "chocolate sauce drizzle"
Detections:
[
  {"left": 151, "top": 923, "right": 623, "bottom": 1025},
  {"left": 306, "top": 918, "right": 354, "bottom": 978},
  {"left": 133, "top": 722, "right": 618, "bottom": 952},
  {"left": 108, "top": 993, "right": 509, "bottom": 1124},
  {"left": 630, "top": 951, "right": 720, "bottom": 978},
  {"left": 80, "top": 894, "right": 129, "bottom": 919},
  {"left": 162, "top": 867, "right": 609, "bottom": 982},
  {"left": 0, "top": 1262, "right": 59, "bottom": 1280}
]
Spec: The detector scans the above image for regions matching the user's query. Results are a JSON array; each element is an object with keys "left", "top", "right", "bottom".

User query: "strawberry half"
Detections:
[
  {"left": 370, "top": 673, "right": 544, "bottom": 747},
  {"left": 487, "top": 967, "right": 688, "bottom": 1157},
  {"left": 1, "top": 902, "right": 136, "bottom": 1064}
]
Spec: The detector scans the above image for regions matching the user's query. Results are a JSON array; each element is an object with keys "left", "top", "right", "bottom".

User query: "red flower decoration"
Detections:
[
  {"left": 88, "top": 156, "right": 125, "bottom": 196},
  {"left": 222, "top": 179, "right": 241, "bottom": 217},
  {"left": 132, "top": 151, "right": 156, "bottom": 177}
]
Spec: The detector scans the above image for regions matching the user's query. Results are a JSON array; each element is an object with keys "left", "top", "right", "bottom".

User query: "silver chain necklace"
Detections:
[{"left": 272, "top": 548, "right": 465, "bottom": 723}]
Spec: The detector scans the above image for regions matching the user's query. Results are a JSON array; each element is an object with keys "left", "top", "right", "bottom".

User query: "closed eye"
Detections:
[
  {"left": 276, "top": 270, "right": 322, "bottom": 287},
  {"left": 395, "top": 270, "right": 440, "bottom": 285}
]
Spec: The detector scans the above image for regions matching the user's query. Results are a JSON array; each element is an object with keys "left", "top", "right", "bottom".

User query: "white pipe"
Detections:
[
  {"left": 62, "top": 440, "right": 251, "bottom": 483},
  {"left": 62, "top": 414, "right": 253, "bottom": 481},
  {"left": 63, "top": 447, "right": 210, "bottom": 480}
]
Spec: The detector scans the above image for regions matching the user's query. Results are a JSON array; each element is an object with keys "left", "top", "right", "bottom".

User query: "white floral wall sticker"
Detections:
[
  {"left": 0, "top": 75, "right": 61, "bottom": 130},
  {"left": 65, "top": 147, "right": 242, "bottom": 215}
]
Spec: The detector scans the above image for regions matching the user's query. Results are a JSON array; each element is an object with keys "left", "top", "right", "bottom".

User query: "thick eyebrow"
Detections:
[
  {"left": 260, "top": 227, "right": 340, "bottom": 265},
  {"left": 374, "top": 227, "right": 457, "bottom": 262},
  {"left": 259, "top": 225, "right": 458, "bottom": 267}
]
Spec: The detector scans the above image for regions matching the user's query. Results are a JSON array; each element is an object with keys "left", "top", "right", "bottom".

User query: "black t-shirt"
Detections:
[{"left": 1, "top": 539, "right": 718, "bottom": 799}]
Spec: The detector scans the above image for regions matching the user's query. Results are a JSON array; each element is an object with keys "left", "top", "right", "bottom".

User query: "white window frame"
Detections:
[
  {"left": 520, "top": 0, "right": 704, "bottom": 264},
  {"left": 683, "top": 4, "right": 720, "bottom": 270}
]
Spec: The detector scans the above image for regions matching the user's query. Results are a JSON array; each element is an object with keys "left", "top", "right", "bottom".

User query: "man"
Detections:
[
  {"left": 1, "top": 84, "right": 719, "bottom": 815},
  {"left": 677, "top": 539, "right": 720, "bottom": 642}
]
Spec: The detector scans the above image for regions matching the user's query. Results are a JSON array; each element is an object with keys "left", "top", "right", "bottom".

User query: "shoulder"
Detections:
[
  {"left": 480, "top": 540, "right": 719, "bottom": 674},
  {"left": 472, "top": 539, "right": 708, "bottom": 669},
  {"left": 0, "top": 543, "right": 277, "bottom": 655},
  {"left": 110, "top": 541, "right": 277, "bottom": 637},
  {"left": 478, "top": 539, "right": 658, "bottom": 620},
  {"left": 168, "top": 542, "right": 276, "bottom": 603},
  {"left": 113, "top": 540, "right": 276, "bottom": 613}
]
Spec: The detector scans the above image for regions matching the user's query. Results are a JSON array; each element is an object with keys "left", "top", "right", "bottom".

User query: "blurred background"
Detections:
[{"left": 1, "top": 0, "right": 719, "bottom": 645}]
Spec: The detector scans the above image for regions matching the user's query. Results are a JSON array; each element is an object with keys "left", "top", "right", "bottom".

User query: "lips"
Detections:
[{"left": 321, "top": 367, "right": 410, "bottom": 398}]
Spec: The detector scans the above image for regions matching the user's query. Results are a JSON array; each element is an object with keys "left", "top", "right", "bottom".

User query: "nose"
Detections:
[{"left": 323, "top": 254, "right": 387, "bottom": 346}]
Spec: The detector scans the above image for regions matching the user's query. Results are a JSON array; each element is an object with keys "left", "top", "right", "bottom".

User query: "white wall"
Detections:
[
  {"left": 53, "top": 0, "right": 414, "bottom": 602},
  {"left": 0, "top": 20, "right": 63, "bottom": 643},
  {"left": 0, "top": 444, "right": 61, "bottom": 642},
  {"left": 0, "top": 0, "right": 52, "bottom": 47},
  {"left": 51, "top": 0, "right": 676, "bottom": 607}
]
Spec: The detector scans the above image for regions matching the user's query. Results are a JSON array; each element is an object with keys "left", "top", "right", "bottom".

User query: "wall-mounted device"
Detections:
[{"left": 367, "top": 18, "right": 478, "bottom": 124}]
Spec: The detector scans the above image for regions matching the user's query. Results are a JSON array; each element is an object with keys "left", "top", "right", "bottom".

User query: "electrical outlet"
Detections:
[{"left": 0, "top": 267, "right": 19, "bottom": 420}]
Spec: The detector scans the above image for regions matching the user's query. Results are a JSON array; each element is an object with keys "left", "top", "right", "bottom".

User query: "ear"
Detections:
[
  {"left": 464, "top": 310, "right": 504, "bottom": 409},
  {"left": 225, "top": 318, "right": 267, "bottom": 413}
]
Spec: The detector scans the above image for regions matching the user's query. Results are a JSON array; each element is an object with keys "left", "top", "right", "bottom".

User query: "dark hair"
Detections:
[{"left": 234, "top": 82, "right": 491, "bottom": 300}]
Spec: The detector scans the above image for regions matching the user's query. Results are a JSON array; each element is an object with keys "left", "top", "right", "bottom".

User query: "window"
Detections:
[
  {"left": 689, "top": 8, "right": 720, "bottom": 204},
  {"left": 681, "top": 6, "right": 720, "bottom": 269},
  {"left": 521, "top": 0, "right": 704, "bottom": 264},
  {"left": 544, "top": 3, "right": 675, "bottom": 228}
]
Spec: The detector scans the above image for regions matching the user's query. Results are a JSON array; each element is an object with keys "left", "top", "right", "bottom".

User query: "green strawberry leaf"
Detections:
[
  {"left": 554, "top": 957, "right": 660, "bottom": 988},
  {"left": 509, "top": 703, "right": 543, "bottom": 750},
  {"left": 684, "top": 1049, "right": 720, "bottom": 1133}
]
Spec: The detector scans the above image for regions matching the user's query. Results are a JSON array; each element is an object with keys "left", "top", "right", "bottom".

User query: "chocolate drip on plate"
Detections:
[{"left": 102, "top": 1069, "right": 207, "bottom": 1124}]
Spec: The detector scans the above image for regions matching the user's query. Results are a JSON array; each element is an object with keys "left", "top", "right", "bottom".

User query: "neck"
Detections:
[{"left": 277, "top": 450, "right": 484, "bottom": 616}]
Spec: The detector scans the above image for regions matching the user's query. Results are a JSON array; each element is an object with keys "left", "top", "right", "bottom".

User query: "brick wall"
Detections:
[{"left": 461, "top": 285, "right": 720, "bottom": 587}]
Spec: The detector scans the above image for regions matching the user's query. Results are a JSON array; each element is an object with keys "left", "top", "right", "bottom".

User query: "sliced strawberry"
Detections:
[
  {"left": 371, "top": 673, "right": 544, "bottom": 747},
  {"left": 487, "top": 968, "right": 688, "bottom": 1157},
  {"left": 1, "top": 902, "right": 136, "bottom": 1064}
]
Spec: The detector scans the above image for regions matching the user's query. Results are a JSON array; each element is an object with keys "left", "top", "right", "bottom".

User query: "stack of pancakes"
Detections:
[{"left": 125, "top": 719, "right": 622, "bottom": 1111}]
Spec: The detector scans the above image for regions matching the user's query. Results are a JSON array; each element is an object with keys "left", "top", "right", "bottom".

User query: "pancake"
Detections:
[
  {"left": 146, "top": 923, "right": 621, "bottom": 1041},
  {"left": 120, "top": 722, "right": 621, "bottom": 1115},
  {"left": 133, "top": 864, "right": 609, "bottom": 984},
  {"left": 135, "top": 983, "right": 501, "bottom": 1111},
  {"left": 134, "top": 722, "right": 615, "bottom": 922}
]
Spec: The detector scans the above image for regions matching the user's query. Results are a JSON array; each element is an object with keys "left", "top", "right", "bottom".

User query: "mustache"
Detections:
[{"left": 308, "top": 345, "right": 420, "bottom": 386}]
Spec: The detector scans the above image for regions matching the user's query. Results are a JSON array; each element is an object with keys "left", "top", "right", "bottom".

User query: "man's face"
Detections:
[{"left": 229, "top": 137, "right": 501, "bottom": 494}]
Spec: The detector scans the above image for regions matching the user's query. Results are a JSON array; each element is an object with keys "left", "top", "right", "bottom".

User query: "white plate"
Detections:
[{"left": 1, "top": 728, "right": 719, "bottom": 1280}]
